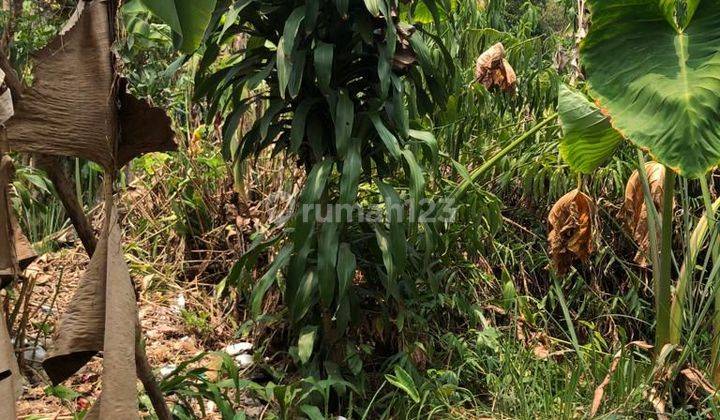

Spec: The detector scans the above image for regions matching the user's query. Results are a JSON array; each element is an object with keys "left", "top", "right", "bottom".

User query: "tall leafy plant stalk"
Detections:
[
  {"left": 451, "top": 112, "right": 558, "bottom": 201},
  {"left": 657, "top": 168, "right": 675, "bottom": 348},
  {"left": 695, "top": 176, "right": 720, "bottom": 382},
  {"left": 632, "top": 152, "right": 667, "bottom": 348},
  {"left": 194, "top": 0, "right": 446, "bottom": 370}
]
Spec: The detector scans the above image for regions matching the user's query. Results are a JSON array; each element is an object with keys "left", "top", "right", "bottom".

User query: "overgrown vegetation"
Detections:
[{"left": 5, "top": 0, "right": 720, "bottom": 418}]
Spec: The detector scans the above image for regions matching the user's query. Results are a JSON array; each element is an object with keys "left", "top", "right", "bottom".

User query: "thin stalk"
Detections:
[
  {"left": 635, "top": 153, "right": 662, "bottom": 344},
  {"left": 554, "top": 278, "right": 585, "bottom": 369},
  {"left": 451, "top": 112, "right": 558, "bottom": 201},
  {"left": 668, "top": 180, "right": 720, "bottom": 344},
  {"left": 699, "top": 175, "right": 720, "bottom": 383},
  {"left": 656, "top": 167, "right": 675, "bottom": 350},
  {"left": 75, "top": 158, "right": 82, "bottom": 208},
  {"left": 35, "top": 155, "right": 97, "bottom": 256},
  {"left": 700, "top": 176, "right": 715, "bottom": 229},
  {"left": 635, "top": 153, "right": 661, "bottom": 257}
]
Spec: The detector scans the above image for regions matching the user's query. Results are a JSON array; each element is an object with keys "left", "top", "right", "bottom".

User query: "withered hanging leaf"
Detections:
[
  {"left": 117, "top": 79, "right": 176, "bottom": 167},
  {"left": 0, "top": 69, "right": 14, "bottom": 125},
  {"left": 548, "top": 189, "right": 597, "bottom": 275},
  {"left": 475, "top": 42, "right": 518, "bottom": 93},
  {"left": 680, "top": 367, "right": 716, "bottom": 399},
  {"left": 621, "top": 162, "right": 668, "bottom": 267},
  {"left": 42, "top": 228, "right": 109, "bottom": 383},
  {"left": 393, "top": 23, "right": 417, "bottom": 72},
  {"left": 393, "top": 45, "right": 417, "bottom": 71},
  {"left": 0, "top": 156, "right": 35, "bottom": 289},
  {"left": 43, "top": 207, "right": 138, "bottom": 418},
  {"left": 0, "top": 304, "right": 20, "bottom": 419},
  {"left": 5, "top": 1, "right": 175, "bottom": 170},
  {"left": 90, "top": 209, "right": 139, "bottom": 418},
  {"left": 8, "top": 1, "right": 161, "bottom": 415},
  {"left": 5, "top": 0, "right": 117, "bottom": 169},
  {"left": 0, "top": 156, "right": 16, "bottom": 286},
  {"left": 0, "top": 154, "right": 33, "bottom": 418}
]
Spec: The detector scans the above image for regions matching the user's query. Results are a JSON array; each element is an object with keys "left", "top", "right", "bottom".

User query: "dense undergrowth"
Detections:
[{"left": 5, "top": 0, "right": 720, "bottom": 418}]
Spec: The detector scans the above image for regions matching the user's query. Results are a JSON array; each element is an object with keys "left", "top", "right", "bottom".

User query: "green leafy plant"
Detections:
[
  {"left": 557, "top": 0, "right": 720, "bottom": 382},
  {"left": 582, "top": 0, "right": 720, "bottom": 179},
  {"left": 140, "top": 0, "right": 218, "bottom": 54},
  {"left": 185, "top": 0, "right": 448, "bottom": 379}
]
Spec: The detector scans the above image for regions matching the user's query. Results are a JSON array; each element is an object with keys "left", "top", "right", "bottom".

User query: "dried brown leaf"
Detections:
[
  {"left": 548, "top": 189, "right": 597, "bottom": 275},
  {"left": 0, "top": 155, "right": 15, "bottom": 285},
  {"left": 475, "top": 43, "right": 518, "bottom": 93},
  {"left": 44, "top": 208, "right": 139, "bottom": 418},
  {"left": 645, "top": 387, "right": 668, "bottom": 420},
  {"left": 42, "top": 228, "right": 109, "bottom": 384},
  {"left": 621, "top": 162, "right": 668, "bottom": 267},
  {"left": 532, "top": 344, "right": 550, "bottom": 359},
  {"left": 6, "top": 0, "right": 117, "bottom": 168},
  {"left": 393, "top": 23, "right": 417, "bottom": 71},
  {"left": 117, "top": 79, "right": 176, "bottom": 167},
  {"left": 6, "top": 1, "right": 174, "bottom": 171},
  {"left": 590, "top": 349, "right": 621, "bottom": 417},
  {"left": 680, "top": 367, "right": 716, "bottom": 397},
  {"left": 94, "top": 211, "right": 139, "bottom": 418},
  {"left": 0, "top": 69, "right": 14, "bottom": 125},
  {"left": 0, "top": 155, "right": 35, "bottom": 289},
  {"left": 628, "top": 340, "right": 654, "bottom": 351},
  {"left": 0, "top": 303, "right": 20, "bottom": 419}
]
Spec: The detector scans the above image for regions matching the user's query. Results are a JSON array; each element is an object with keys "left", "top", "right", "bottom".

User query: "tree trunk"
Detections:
[
  {"left": 34, "top": 155, "right": 97, "bottom": 256},
  {"left": 135, "top": 322, "right": 171, "bottom": 420}
]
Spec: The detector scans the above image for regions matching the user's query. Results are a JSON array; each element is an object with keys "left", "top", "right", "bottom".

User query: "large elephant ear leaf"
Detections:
[
  {"left": 582, "top": 0, "right": 720, "bottom": 178},
  {"left": 558, "top": 84, "right": 624, "bottom": 174},
  {"left": 140, "top": 0, "right": 217, "bottom": 53}
]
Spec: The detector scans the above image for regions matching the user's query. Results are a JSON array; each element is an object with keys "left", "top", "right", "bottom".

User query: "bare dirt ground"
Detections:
[
  {"left": 8, "top": 176, "right": 273, "bottom": 418},
  {"left": 12, "top": 243, "right": 229, "bottom": 418}
]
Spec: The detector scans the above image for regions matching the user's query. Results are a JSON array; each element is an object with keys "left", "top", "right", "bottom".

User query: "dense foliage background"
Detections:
[{"left": 6, "top": 0, "right": 720, "bottom": 418}]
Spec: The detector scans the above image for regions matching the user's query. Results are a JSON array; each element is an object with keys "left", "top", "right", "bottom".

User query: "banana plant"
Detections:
[
  {"left": 139, "top": 0, "right": 218, "bottom": 54},
  {"left": 556, "top": 0, "right": 720, "bottom": 375}
]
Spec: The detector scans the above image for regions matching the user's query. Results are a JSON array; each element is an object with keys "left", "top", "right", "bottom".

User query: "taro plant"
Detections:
[{"left": 557, "top": 0, "right": 720, "bottom": 380}]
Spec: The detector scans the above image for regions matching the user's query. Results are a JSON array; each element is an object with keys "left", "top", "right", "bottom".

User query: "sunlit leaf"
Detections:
[
  {"left": 582, "top": 0, "right": 720, "bottom": 178},
  {"left": 558, "top": 84, "right": 623, "bottom": 173},
  {"left": 385, "top": 366, "right": 420, "bottom": 403},
  {"left": 140, "top": 0, "right": 217, "bottom": 53},
  {"left": 298, "top": 326, "right": 317, "bottom": 364}
]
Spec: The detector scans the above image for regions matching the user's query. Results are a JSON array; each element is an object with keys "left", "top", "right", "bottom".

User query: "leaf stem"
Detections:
[
  {"left": 452, "top": 112, "right": 558, "bottom": 201},
  {"left": 699, "top": 175, "right": 720, "bottom": 383},
  {"left": 656, "top": 166, "right": 675, "bottom": 349}
]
